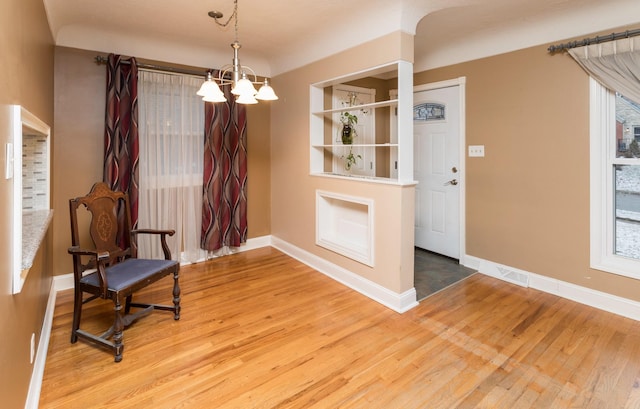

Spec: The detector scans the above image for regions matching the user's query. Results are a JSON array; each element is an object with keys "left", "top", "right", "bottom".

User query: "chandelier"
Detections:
[{"left": 197, "top": 0, "right": 278, "bottom": 104}]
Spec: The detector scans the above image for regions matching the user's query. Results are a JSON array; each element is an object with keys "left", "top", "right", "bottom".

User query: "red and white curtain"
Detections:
[
  {"left": 201, "top": 81, "right": 248, "bottom": 252},
  {"left": 103, "top": 54, "right": 140, "bottom": 229},
  {"left": 103, "top": 57, "right": 248, "bottom": 256}
]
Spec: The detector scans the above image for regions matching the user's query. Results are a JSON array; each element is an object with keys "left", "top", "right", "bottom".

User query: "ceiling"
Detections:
[{"left": 43, "top": 0, "right": 640, "bottom": 76}]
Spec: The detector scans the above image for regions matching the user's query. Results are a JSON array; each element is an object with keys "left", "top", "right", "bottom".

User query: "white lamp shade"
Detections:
[
  {"left": 255, "top": 82, "right": 278, "bottom": 100},
  {"left": 198, "top": 79, "right": 227, "bottom": 102},
  {"left": 197, "top": 78, "right": 218, "bottom": 96},
  {"left": 235, "top": 92, "right": 258, "bottom": 104},
  {"left": 202, "top": 92, "right": 227, "bottom": 103},
  {"left": 231, "top": 77, "right": 258, "bottom": 96}
]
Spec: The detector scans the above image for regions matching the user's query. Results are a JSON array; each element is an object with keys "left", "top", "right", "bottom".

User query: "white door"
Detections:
[{"left": 414, "top": 85, "right": 460, "bottom": 258}]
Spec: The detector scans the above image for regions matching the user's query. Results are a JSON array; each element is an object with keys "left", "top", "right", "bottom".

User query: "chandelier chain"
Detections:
[{"left": 212, "top": 0, "right": 240, "bottom": 42}]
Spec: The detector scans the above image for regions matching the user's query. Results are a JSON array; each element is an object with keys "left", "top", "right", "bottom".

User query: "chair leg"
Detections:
[
  {"left": 172, "top": 270, "right": 181, "bottom": 320},
  {"left": 113, "top": 297, "right": 125, "bottom": 363},
  {"left": 124, "top": 294, "right": 133, "bottom": 315},
  {"left": 70, "top": 288, "right": 83, "bottom": 343}
]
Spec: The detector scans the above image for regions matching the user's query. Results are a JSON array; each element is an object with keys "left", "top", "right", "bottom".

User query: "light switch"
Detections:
[{"left": 468, "top": 145, "right": 485, "bottom": 157}]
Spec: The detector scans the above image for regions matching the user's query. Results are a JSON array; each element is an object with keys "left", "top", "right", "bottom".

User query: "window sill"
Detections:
[{"left": 22, "top": 209, "right": 53, "bottom": 271}]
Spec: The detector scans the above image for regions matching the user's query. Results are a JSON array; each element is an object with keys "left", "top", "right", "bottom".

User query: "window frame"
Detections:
[{"left": 590, "top": 78, "right": 640, "bottom": 278}]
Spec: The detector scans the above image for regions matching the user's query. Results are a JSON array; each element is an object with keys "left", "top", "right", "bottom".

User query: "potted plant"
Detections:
[
  {"left": 340, "top": 112, "right": 358, "bottom": 144},
  {"left": 343, "top": 147, "right": 362, "bottom": 171}
]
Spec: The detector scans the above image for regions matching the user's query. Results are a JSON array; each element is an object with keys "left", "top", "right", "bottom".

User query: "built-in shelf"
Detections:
[
  {"left": 312, "top": 99, "right": 398, "bottom": 116},
  {"left": 311, "top": 143, "right": 398, "bottom": 148},
  {"left": 309, "top": 60, "right": 413, "bottom": 182}
]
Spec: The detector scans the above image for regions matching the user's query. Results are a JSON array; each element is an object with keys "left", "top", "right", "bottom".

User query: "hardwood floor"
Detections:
[{"left": 40, "top": 247, "right": 640, "bottom": 408}]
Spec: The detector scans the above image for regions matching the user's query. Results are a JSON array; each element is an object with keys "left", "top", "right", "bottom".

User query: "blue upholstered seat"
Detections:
[{"left": 80, "top": 259, "right": 178, "bottom": 291}]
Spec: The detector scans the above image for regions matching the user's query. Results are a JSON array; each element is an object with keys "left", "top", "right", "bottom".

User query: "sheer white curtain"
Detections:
[
  {"left": 137, "top": 70, "right": 206, "bottom": 263},
  {"left": 568, "top": 37, "right": 640, "bottom": 102}
]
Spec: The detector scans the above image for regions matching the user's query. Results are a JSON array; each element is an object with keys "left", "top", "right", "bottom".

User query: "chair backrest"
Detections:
[{"left": 69, "top": 182, "right": 134, "bottom": 265}]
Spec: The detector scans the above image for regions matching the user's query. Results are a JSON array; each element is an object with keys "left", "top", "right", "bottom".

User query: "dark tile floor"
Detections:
[{"left": 414, "top": 247, "right": 476, "bottom": 301}]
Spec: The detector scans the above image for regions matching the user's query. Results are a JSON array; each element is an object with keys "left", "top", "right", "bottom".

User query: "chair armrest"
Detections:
[
  {"left": 132, "top": 228, "right": 175, "bottom": 237},
  {"left": 130, "top": 229, "right": 176, "bottom": 260},
  {"left": 68, "top": 246, "right": 110, "bottom": 258},
  {"left": 68, "top": 246, "right": 110, "bottom": 298}
]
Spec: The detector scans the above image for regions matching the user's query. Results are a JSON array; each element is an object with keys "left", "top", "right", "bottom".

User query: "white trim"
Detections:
[
  {"left": 53, "top": 272, "right": 74, "bottom": 292},
  {"left": 315, "top": 190, "right": 375, "bottom": 267},
  {"left": 272, "top": 236, "right": 418, "bottom": 313},
  {"left": 12, "top": 106, "right": 52, "bottom": 295},
  {"left": 589, "top": 78, "right": 640, "bottom": 278},
  {"left": 25, "top": 280, "right": 57, "bottom": 409},
  {"left": 234, "top": 235, "right": 272, "bottom": 252},
  {"left": 11, "top": 106, "right": 22, "bottom": 294},
  {"left": 463, "top": 254, "right": 640, "bottom": 321},
  {"left": 413, "top": 77, "right": 467, "bottom": 261},
  {"left": 413, "top": 77, "right": 466, "bottom": 92}
]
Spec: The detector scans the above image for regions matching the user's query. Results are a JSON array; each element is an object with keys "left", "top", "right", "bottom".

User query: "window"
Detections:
[
  {"left": 591, "top": 79, "right": 640, "bottom": 278},
  {"left": 137, "top": 70, "right": 206, "bottom": 263}
]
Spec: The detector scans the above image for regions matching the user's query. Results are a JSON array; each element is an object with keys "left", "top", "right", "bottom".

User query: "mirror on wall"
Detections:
[{"left": 10, "top": 105, "right": 51, "bottom": 294}]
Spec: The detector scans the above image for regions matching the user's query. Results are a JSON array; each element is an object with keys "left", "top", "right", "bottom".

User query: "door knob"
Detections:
[
  {"left": 444, "top": 179, "right": 458, "bottom": 186},
  {"left": 452, "top": 167, "right": 458, "bottom": 173}
]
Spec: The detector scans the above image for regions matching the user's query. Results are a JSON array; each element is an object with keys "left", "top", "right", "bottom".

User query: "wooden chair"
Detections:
[{"left": 68, "top": 182, "right": 181, "bottom": 362}]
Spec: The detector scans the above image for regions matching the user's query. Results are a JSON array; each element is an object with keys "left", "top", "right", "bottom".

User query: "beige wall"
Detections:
[
  {"left": 52, "top": 47, "right": 272, "bottom": 278},
  {"left": 271, "top": 25, "right": 640, "bottom": 302},
  {"left": 414, "top": 25, "right": 640, "bottom": 302},
  {"left": 270, "top": 32, "right": 416, "bottom": 294},
  {"left": 0, "top": 0, "right": 54, "bottom": 407}
]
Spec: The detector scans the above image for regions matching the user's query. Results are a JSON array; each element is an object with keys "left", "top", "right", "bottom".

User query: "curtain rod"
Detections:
[
  {"left": 94, "top": 56, "right": 208, "bottom": 78},
  {"left": 548, "top": 28, "right": 640, "bottom": 53}
]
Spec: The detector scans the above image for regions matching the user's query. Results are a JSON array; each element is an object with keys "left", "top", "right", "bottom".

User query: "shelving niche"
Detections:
[{"left": 310, "top": 60, "right": 413, "bottom": 184}]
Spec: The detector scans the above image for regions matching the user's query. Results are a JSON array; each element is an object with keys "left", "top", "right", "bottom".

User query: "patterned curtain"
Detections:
[
  {"left": 201, "top": 82, "right": 248, "bottom": 251},
  {"left": 103, "top": 54, "right": 140, "bottom": 229}
]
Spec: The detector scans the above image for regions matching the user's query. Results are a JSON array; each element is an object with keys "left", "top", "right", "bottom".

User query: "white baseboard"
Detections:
[
  {"left": 463, "top": 255, "right": 640, "bottom": 321},
  {"left": 271, "top": 236, "right": 418, "bottom": 313},
  {"left": 25, "top": 280, "right": 57, "bottom": 409},
  {"left": 54, "top": 235, "right": 418, "bottom": 313}
]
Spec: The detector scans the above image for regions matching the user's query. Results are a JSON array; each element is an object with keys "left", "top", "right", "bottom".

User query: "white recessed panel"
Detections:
[{"left": 316, "top": 190, "right": 374, "bottom": 266}]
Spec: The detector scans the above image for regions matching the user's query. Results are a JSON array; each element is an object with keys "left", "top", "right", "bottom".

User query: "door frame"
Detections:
[{"left": 414, "top": 77, "right": 467, "bottom": 263}]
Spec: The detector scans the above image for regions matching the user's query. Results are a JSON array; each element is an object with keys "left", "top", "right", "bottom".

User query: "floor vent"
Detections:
[
  {"left": 479, "top": 260, "right": 530, "bottom": 287},
  {"left": 496, "top": 266, "right": 529, "bottom": 287}
]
